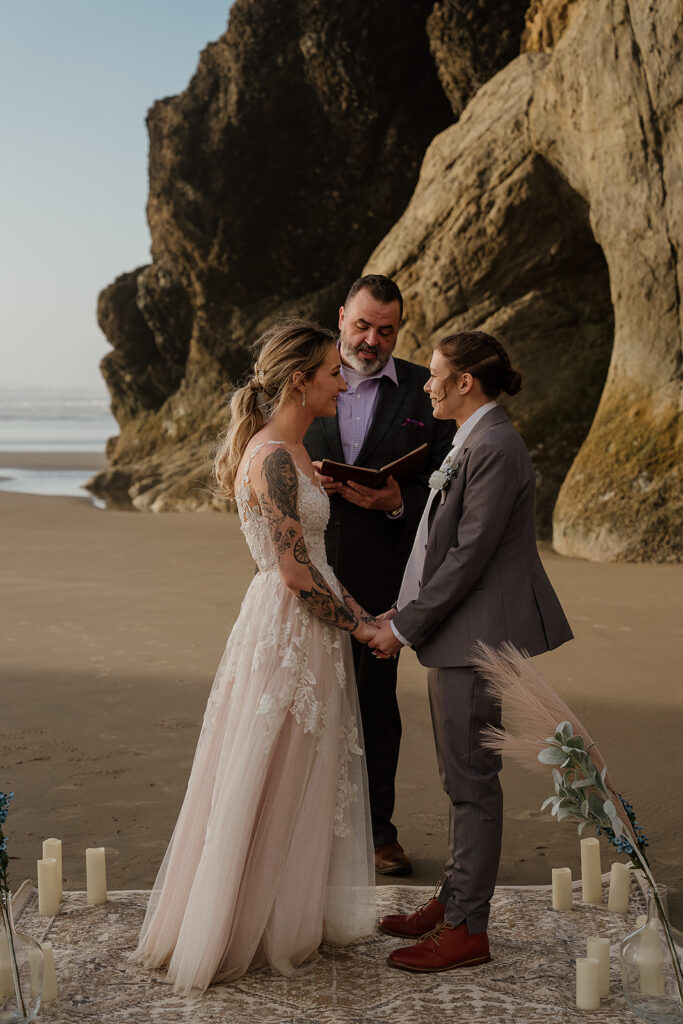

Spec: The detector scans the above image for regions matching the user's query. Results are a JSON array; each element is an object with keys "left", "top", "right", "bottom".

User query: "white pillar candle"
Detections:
[
  {"left": 37, "top": 857, "right": 60, "bottom": 917},
  {"left": 40, "top": 941, "right": 58, "bottom": 1001},
  {"left": 637, "top": 922, "right": 665, "bottom": 996},
  {"left": 580, "top": 837, "right": 603, "bottom": 904},
  {"left": 607, "top": 861, "right": 630, "bottom": 912},
  {"left": 86, "top": 847, "right": 107, "bottom": 905},
  {"left": 576, "top": 956, "right": 601, "bottom": 1009},
  {"left": 552, "top": 867, "right": 573, "bottom": 910},
  {"left": 586, "top": 936, "right": 610, "bottom": 995},
  {"left": 42, "top": 839, "right": 62, "bottom": 901}
]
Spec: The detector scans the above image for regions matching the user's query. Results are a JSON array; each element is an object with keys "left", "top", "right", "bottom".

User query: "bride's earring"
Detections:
[{"left": 301, "top": 389, "right": 306, "bottom": 408}]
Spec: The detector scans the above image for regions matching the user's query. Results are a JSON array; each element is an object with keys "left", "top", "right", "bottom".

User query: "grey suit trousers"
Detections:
[{"left": 428, "top": 666, "right": 503, "bottom": 934}]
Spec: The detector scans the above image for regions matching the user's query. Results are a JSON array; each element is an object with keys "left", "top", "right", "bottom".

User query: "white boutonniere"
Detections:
[{"left": 429, "top": 454, "right": 463, "bottom": 503}]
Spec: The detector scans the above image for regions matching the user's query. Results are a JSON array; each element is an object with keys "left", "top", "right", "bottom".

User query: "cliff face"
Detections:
[
  {"left": 367, "top": 0, "right": 681, "bottom": 557},
  {"left": 91, "top": 0, "right": 535, "bottom": 512},
  {"left": 93, "top": 0, "right": 681, "bottom": 561},
  {"left": 93, "top": 0, "right": 457, "bottom": 511}
]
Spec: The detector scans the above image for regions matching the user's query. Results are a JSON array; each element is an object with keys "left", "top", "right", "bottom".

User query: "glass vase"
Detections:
[
  {"left": 620, "top": 884, "right": 683, "bottom": 1024},
  {"left": 0, "top": 891, "right": 43, "bottom": 1024}
]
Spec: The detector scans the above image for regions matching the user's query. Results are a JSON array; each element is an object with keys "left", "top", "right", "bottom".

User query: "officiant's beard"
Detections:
[{"left": 339, "top": 334, "right": 392, "bottom": 376}]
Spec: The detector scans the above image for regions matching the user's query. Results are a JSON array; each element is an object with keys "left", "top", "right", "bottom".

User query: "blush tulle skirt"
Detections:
[{"left": 132, "top": 568, "right": 375, "bottom": 994}]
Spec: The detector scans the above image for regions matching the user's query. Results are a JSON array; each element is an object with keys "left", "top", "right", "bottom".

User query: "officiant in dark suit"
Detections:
[
  {"left": 304, "top": 275, "right": 453, "bottom": 874},
  {"left": 370, "top": 330, "right": 573, "bottom": 971}
]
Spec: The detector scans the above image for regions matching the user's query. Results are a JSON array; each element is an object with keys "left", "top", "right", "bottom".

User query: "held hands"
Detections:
[
  {"left": 312, "top": 462, "right": 402, "bottom": 513},
  {"left": 369, "top": 620, "right": 404, "bottom": 659},
  {"left": 352, "top": 618, "right": 380, "bottom": 645}
]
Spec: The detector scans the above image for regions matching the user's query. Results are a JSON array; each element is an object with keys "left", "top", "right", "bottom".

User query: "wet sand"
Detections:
[
  {"left": 0, "top": 451, "right": 107, "bottom": 471},
  {"left": 1, "top": 490, "right": 681, "bottom": 920}
]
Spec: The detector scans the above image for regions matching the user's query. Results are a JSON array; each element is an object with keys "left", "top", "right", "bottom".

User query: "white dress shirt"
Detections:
[{"left": 390, "top": 401, "right": 498, "bottom": 647}]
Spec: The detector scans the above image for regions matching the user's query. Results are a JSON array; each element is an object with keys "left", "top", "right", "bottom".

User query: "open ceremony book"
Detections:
[{"left": 320, "top": 443, "right": 428, "bottom": 489}]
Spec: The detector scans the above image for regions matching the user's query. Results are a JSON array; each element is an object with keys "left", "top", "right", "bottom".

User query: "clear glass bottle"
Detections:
[
  {"left": 0, "top": 891, "right": 43, "bottom": 1024},
  {"left": 620, "top": 885, "right": 683, "bottom": 1024}
]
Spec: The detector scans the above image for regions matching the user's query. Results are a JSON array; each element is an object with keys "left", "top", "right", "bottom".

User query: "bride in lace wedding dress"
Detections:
[{"left": 133, "top": 320, "right": 377, "bottom": 994}]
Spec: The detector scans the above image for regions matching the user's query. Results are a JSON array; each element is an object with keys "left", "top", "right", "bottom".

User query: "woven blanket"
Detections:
[{"left": 15, "top": 878, "right": 643, "bottom": 1023}]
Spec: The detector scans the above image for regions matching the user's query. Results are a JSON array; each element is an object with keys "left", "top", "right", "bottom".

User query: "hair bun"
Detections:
[{"left": 505, "top": 370, "right": 522, "bottom": 396}]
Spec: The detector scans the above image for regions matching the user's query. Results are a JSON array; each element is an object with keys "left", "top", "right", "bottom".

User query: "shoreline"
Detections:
[{"left": 1, "top": 490, "right": 681, "bottom": 922}]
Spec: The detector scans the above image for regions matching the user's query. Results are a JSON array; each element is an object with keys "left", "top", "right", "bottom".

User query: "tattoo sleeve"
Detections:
[
  {"left": 340, "top": 584, "right": 377, "bottom": 626},
  {"left": 258, "top": 448, "right": 360, "bottom": 633}
]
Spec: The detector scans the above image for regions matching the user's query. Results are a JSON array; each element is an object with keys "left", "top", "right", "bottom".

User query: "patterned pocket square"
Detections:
[{"left": 401, "top": 418, "right": 424, "bottom": 427}]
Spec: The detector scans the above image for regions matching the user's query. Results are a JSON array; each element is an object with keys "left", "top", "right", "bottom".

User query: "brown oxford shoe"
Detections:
[
  {"left": 378, "top": 896, "right": 444, "bottom": 937},
  {"left": 388, "top": 921, "right": 491, "bottom": 973},
  {"left": 374, "top": 841, "right": 412, "bottom": 876}
]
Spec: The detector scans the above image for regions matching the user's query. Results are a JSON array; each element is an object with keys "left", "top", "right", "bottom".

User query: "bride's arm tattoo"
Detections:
[
  {"left": 340, "top": 583, "right": 377, "bottom": 626},
  {"left": 258, "top": 448, "right": 359, "bottom": 632}
]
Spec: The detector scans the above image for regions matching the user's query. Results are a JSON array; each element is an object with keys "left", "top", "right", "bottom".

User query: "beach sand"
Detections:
[{"left": 1, "top": 489, "right": 681, "bottom": 921}]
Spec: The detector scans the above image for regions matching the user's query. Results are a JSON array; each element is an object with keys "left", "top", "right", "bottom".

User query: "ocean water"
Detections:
[
  {"left": 0, "top": 386, "right": 117, "bottom": 500},
  {"left": 0, "top": 386, "right": 117, "bottom": 452}
]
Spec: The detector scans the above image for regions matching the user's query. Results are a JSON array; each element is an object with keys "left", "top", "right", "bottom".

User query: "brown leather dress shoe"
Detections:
[
  {"left": 378, "top": 896, "right": 444, "bottom": 937},
  {"left": 388, "top": 921, "right": 491, "bottom": 973},
  {"left": 374, "top": 841, "right": 412, "bottom": 876}
]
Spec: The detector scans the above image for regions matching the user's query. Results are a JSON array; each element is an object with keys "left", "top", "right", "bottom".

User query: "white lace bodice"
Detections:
[{"left": 235, "top": 440, "right": 331, "bottom": 574}]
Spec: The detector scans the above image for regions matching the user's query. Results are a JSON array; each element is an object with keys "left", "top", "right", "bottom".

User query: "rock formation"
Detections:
[
  {"left": 92, "top": 0, "right": 458, "bottom": 511},
  {"left": 91, "top": 0, "right": 543, "bottom": 512},
  {"left": 93, "top": 0, "right": 682, "bottom": 561},
  {"left": 366, "top": 0, "right": 681, "bottom": 557}
]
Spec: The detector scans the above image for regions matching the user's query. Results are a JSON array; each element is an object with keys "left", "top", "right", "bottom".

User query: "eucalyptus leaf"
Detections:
[
  {"left": 581, "top": 799, "right": 590, "bottom": 818},
  {"left": 541, "top": 796, "right": 560, "bottom": 811},
  {"left": 557, "top": 807, "right": 577, "bottom": 821},
  {"left": 556, "top": 720, "right": 573, "bottom": 738},
  {"left": 538, "top": 746, "right": 567, "bottom": 765},
  {"left": 578, "top": 820, "right": 590, "bottom": 835},
  {"left": 563, "top": 736, "right": 585, "bottom": 750},
  {"left": 571, "top": 778, "right": 594, "bottom": 789},
  {"left": 603, "top": 799, "right": 616, "bottom": 818}
]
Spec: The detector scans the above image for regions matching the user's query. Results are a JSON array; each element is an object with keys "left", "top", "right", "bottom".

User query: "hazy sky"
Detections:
[{"left": 1, "top": 1, "right": 233, "bottom": 393}]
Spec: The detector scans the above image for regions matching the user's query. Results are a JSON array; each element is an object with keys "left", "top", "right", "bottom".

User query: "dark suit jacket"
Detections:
[
  {"left": 304, "top": 357, "right": 454, "bottom": 610},
  {"left": 393, "top": 406, "right": 573, "bottom": 667}
]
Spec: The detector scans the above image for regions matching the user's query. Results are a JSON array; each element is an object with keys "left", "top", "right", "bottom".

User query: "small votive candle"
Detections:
[
  {"left": 587, "top": 936, "right": 610, "bottom": 995},
  {"left": 86, "top": 847, "right": 107, "bottom": 905},
  {"left": 552, "top": 867, "right": 573, "bottom": 910},
  {"left": 37, "top": 857, "right": 60, "bottom": 917},
  {"left": 580, "top": 837, "right": 603, "bottom": 904},
  {"left": 42, "top": 838, "right": 63, "bottom": 901},
  {"left": 576, "top": 956, "right": 601, "bottom": 1009},
  {"left": 607, "top": 861, "right": 630, "bottom": 912},
  {"left": 40, "top": 941, "right": 58, "bottom": 1001}
]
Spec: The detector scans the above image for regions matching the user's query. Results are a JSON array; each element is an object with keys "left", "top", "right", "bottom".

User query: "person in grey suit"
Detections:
[
  {"left": 370, "top": 330, "right": 573, "bottom": 972},
  {"left": 304, "top": 275, "right": 454, "bottom": 875}
]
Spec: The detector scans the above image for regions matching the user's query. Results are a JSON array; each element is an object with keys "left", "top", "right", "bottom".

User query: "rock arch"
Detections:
[{"left": 368, "top": 0, "right": 682, "bottom": 559}]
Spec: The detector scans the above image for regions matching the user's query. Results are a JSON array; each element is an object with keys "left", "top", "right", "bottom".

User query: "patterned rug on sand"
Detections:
[{"left": 15, "top": 876, "right": 644, "bottom": 1023}]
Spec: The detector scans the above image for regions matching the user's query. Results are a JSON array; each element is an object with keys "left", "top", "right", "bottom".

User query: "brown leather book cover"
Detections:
[{"left": 320, "top": 443, "right": 428, "bottom": 489}]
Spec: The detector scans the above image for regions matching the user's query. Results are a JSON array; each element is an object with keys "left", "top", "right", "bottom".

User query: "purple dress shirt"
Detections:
[{"left": 337, "top": 357, "right": 399, "bottom": 464}]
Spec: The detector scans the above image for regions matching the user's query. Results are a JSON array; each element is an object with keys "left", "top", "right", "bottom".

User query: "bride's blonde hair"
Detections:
[{"left": 214, "top": 318, "right": 336, "bottom": 499}]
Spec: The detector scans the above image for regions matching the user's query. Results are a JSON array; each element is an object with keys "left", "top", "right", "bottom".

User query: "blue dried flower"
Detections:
[{"left": 0, "top": 791, "right": 14, "bottom": 893}]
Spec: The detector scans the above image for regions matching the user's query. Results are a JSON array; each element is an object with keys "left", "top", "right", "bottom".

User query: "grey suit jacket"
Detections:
[{"left": 392, "top": 406, "right": 573, "bottom": 668}]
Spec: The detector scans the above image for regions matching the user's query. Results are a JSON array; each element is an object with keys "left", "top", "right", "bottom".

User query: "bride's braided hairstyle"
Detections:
[
  {"left": 436, "top": 330, "right": 522, "bottom": 398},
  {"left": 214, "top": 318, "right": 335, "bottom": 499}
]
